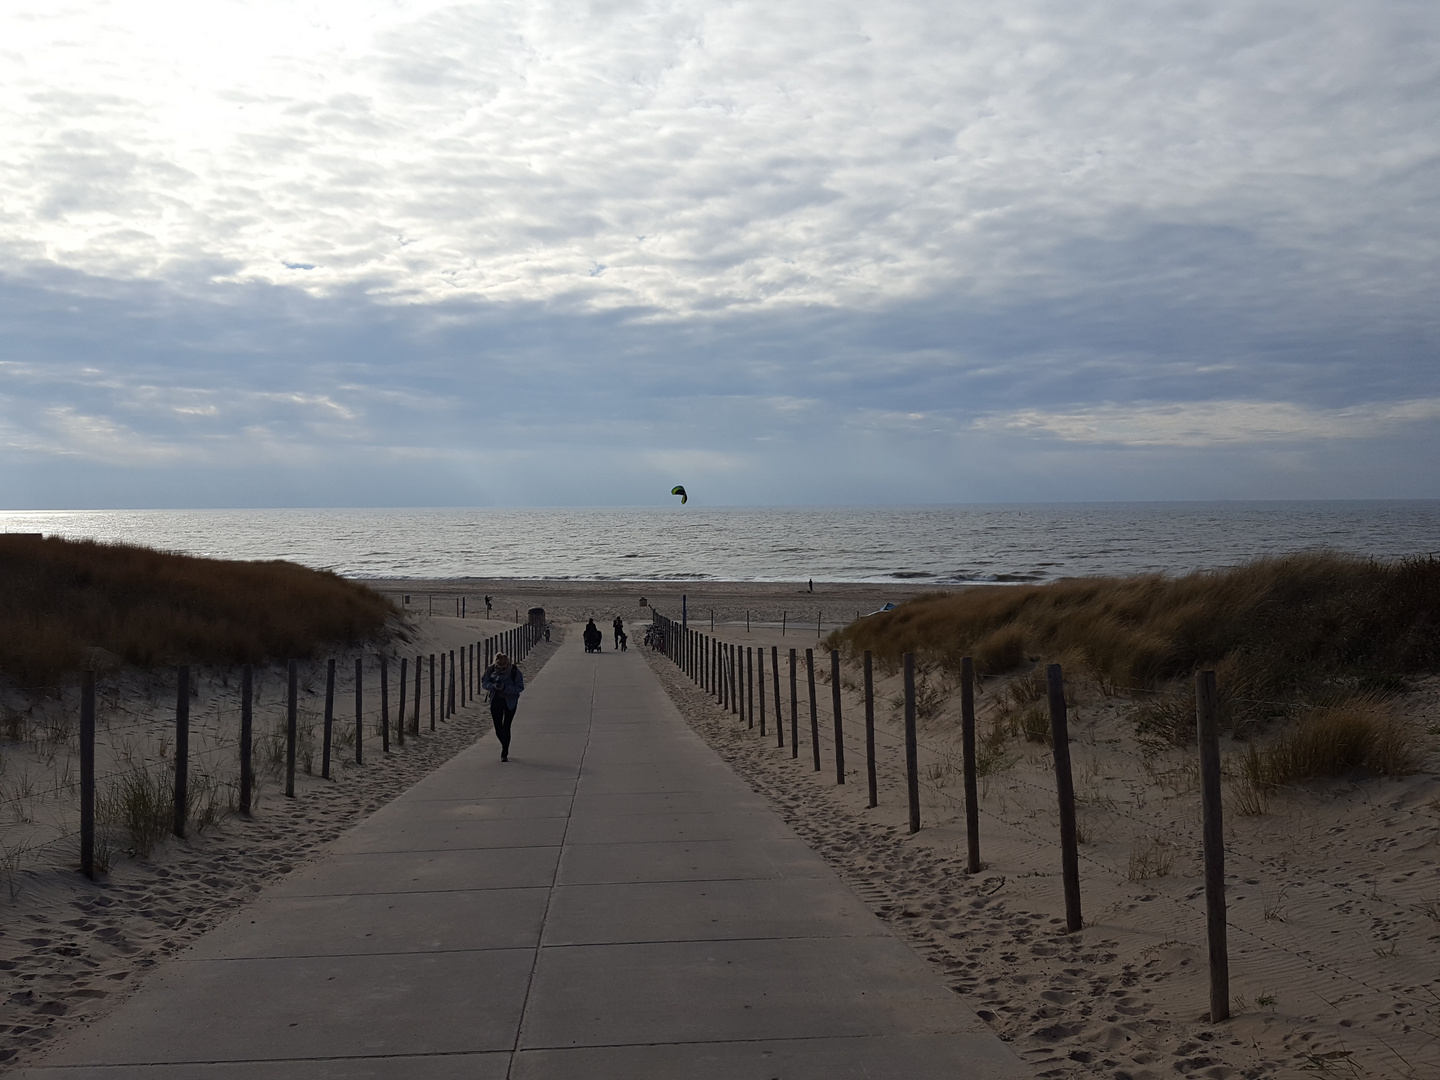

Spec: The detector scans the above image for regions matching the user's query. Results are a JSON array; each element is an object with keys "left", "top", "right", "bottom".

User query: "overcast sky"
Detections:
[{"left": 2, "top": 0, "right": 1438, "bottom": 508}]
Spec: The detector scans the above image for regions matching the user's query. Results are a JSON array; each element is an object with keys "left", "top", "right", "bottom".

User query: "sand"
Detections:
[{"left": 3, "top": 577, "right": 1438, "bottom": 1079}]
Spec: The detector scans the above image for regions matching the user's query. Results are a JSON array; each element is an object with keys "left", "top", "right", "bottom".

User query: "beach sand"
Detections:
[{"left": 3, "top": 578, "right": 1438, "bottom": 1078}]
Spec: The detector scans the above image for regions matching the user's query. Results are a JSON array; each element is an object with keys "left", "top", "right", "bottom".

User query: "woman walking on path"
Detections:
[{"left": 481, "top": 652, "right": 525, "bottom": 761}]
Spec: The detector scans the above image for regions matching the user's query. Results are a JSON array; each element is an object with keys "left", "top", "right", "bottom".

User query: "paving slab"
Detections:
[{"left": 19, "top": 627, "right": 1031, "bottom": 1080}]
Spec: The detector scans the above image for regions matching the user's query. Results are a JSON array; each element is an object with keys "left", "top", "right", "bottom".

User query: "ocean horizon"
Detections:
[{"left": 3, "top": 501, "right": 1437, "bottom": 584}]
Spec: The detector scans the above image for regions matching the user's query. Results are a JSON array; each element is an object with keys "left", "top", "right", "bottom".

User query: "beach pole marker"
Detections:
[
  {"left": 173, "top": 665, "right": 190, "bottom": 839},
  {"left": 961, "top": 656, "right": 980, "bottom": 873},
  {"left": 79, "top": 671, "right": 95, "bottom": 879},
  {"left": 1197, "top": 669, "right": 1230, "bottom": 1022},
  {"left": 772, "top": 645, "right": 783, "bottom": 749},
  {"left": 240, "top": 664, "right": 254, "bottom": 811},
  {"left": 354, "top": 658, "right": 364, "bottom": 765},
  {"left": 449, "top": 650, "right": 456, "bottom": 715},
  {"left": 806, "top": 648, "right": 820, "bottom": 771},
  {"left": 285, "top": 660, "right": 298, "bottom": 797},
  {"left": 789, "top": 648, "right": 799, "bottom": 757},
  {"left": 322, "top": 659, "right": 335, "bottom": 779},
  {"left": 830, "top": 649, "right": 845, "bottom": 784},
  {"left": 412, "top": 655, "right": 421, "bottom": 735},
  {"left": 1047, "top": 663, "right": 1082, "bottom": 932},
  {"left": 782, "top": 610, "right": 786, "bottom": 635},
  {"left": 863, "top": 651, "right": 876, "bottom": 807},
  {"left": 429, "top": 654, "right": 436, "bottom": 731},
  {"left": 903, "top": 654, "right": 919, "bottom": 834}
]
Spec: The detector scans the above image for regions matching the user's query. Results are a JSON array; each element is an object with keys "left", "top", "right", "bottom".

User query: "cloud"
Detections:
[
  {"left": 975, "top": 399, "right": 1440, "bottom": 447},
  {"left": 0, "top": 2, "right": 1437, "bottom": 506}
]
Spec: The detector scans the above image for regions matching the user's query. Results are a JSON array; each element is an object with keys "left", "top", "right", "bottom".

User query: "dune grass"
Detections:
[
  {"left": 0, "top": 534, "right": 396, "bottom": 685},
  {"left": 831, "top": 552, "right": 1440, "bottom": 723}
]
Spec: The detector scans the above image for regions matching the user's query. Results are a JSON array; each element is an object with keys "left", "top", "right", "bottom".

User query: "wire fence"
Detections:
[
  {"left": 0, "top": 620, "right": 544, "bottom": 890},
  {"left": 646, "top": 610, "right": 1440, "bottom": 1057}
]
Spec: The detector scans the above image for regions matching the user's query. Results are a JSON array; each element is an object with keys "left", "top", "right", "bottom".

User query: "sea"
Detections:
[{"left": 2, "top": 502, "right": 1437, "bottom": 584}]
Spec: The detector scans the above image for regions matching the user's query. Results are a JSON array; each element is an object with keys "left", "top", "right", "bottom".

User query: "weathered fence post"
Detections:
[
  {"left": 79, "top": 671, "right": 95, "bottom": 879},
  {"left": 322, "top": 659, "right": 335, "bottom": 779},
  {"left": 354, "top": 657, "right": 364, "bottom": 765},
  {"left": 961, "top": 656, "right": 980, "bottom": 873},
  {"left": 782, "top": 610, "right": 787, "bottom": 635},
  {"left": 439, "top": 652, "right": 447, "bottom": 720},
  {"left": 863, "top": 650, "right": 877, "bottom": 807},
  {"left": 449, "top": 650, "right": 456, "bottom": 715},
  {"left": 174, "top": 665, "right": 190, "bottom": 839},
  {"left": 413, "top": 655, "right": 421, "bottom": 735},
  {"left": 380, "top": 655, "right": 390, "bottom": 751},
  {"left": 746, "top": 646, "right": 754, "bottom": 728},
  {"left": 1197, "top": 669, "right": 1229, "bottom": 1022},
  {"left": 1047, "top": 664, "right": 1082, "bottom": 932},
  {"left": 830, "top": 649, "right": 845, "bottom": 784},
  {"left": 241, "top": 664, "right": 254, "bottom": 811},
  {"left": 903, "top": 654, "right": 920, "bottom": 833},
  {"left": 757, "top": 647, "right": 766, "bottom": 736},
  {"left": 429, "top": 654, "right": 436, "bottom": 731},
  {"left": 806, "top": 648, "right": 820, "bottom": 771},
  {"left": 458, "top": 648, "right": 465, "bottom": 708},
  {"left": 789, "top": 648, "right": 799, "bottom": 757},
  {"left": 286, "top": 659, "right": 298, "bottom": 797},
  {"left": 396, "top": 657, "right": 407, "bottom": 747},
  {"left": 771, "top": 645, "right": 783, "bottom": 748}
]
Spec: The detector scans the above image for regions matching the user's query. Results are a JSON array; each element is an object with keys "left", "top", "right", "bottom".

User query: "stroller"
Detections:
[{"left": 583, "top": 623, "right": 603, "bottom": 652}]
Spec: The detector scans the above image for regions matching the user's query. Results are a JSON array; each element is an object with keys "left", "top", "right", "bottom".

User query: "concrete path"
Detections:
[{"left": 20, "top": 633, "right": 1030, "bottom": 1079}]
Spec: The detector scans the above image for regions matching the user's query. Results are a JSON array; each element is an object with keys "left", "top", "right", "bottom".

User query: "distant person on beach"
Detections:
[
  {"left": 613, "top": 615, "right": 624, "bottom": 649},
  {"left": 808, "top": 578, "right": 814, "bottom": 593},
  {"left": 485, "top": 595, "right": 493, "bottom": 614},
  {"left": 481, "top": 653, "right": 525, "bottom": 762}
]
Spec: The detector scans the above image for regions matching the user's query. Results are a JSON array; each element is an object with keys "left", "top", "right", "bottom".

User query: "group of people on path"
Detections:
[
  {"left": 483, "top": 612, "right": 632, "bottom": 761},
  {"left": 583, "top": 615, "right": 626, "bottom": 652}
]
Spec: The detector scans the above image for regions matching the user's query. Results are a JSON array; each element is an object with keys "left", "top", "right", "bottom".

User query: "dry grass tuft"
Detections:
[
  {"left": 1239, "top": 696, "right": 1425, "bottom": 790},
  {"left": 0, "top": 535, "right": 396, "bottom": 684},
  {"left": 831, "top": 552, "right": 1440, "bottom": 721}
]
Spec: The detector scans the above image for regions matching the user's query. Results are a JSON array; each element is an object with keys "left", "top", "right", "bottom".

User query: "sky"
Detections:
[{"left": 1, "top": 0, "right": 1438, "bottom": 508}]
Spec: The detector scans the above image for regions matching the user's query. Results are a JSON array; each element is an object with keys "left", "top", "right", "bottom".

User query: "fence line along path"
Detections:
[{"left": 17, "top": 623, "right": 1030, "bottom": 1080}]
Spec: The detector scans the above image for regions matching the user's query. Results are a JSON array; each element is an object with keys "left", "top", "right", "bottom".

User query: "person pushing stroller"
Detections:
[{"left": 583, "top": 618, "right": 603, "bottom": 653}]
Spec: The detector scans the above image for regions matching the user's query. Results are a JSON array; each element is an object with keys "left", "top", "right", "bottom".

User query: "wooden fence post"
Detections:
[
  {"left": 173, "top": 665, "right": 189, "bottom": 839},
  {"left": 322, "top": 659, "right": 335, "bottom": 779},
  {"left": 413, "top": 655, "right": 422, "bottom": 735},
  {"left": 286, "top": 659, "right": 298, "bottom": 797},
  {"left": 746, "top": 646, "right": 755, "bottom": 729},
  {"left": 830, "top": 650, "right": 845, "bottom": 784},
  {"left": 805, "top": 648, "right": 820, "bottom": 770},
  {"left": 429, "top": 654, "right": 436, "bottom": 731},
  {"left": 354, "top": 657, "right": 364, "bottom": 765},
  {"left": 757, "top": 647, "right": 766, "bottom": 736},
  {"left": 789, "top": 648, "right": 799, "bottom": 757},
  {"left": 79, "top": 671, "right": 95, "bottom": 879},
  {"left": 241, "top": 664, "right": 254, "bottom": 811},
  {"left": 439, "top": 652, "right": 447, "bottom": 720},
  {"left": 772, "top": 645, "right": 783, "bottom": 748},
  {"left": 961, "top": 656, "right": 980, "bottom": 874},
  {"left": 863, "top": 650, "right": 876, "bottom": 807},
  {"left": 1047, "top": 663, "right": 1082, "bottom": 932},
  {"left": 380, "top": 655, "right": 390, "bottom": 752},
  {"left": 449, "top": 650, "right": 456, "bottom": 715},
  {"left": 1197, "top": 669, "right": 1230, "bottom": 1023},
  {"left": 458, "top": 647, "right": 465, "bottom": 708},
  {"left": 782, "top": 610, "right": 787, "bottom": 635},
  {"left": 903, "top": 653, "right": 919, "bottom": 833},
  {"left": 396, "top": 657, "right": 407, "bottom": 747}
]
